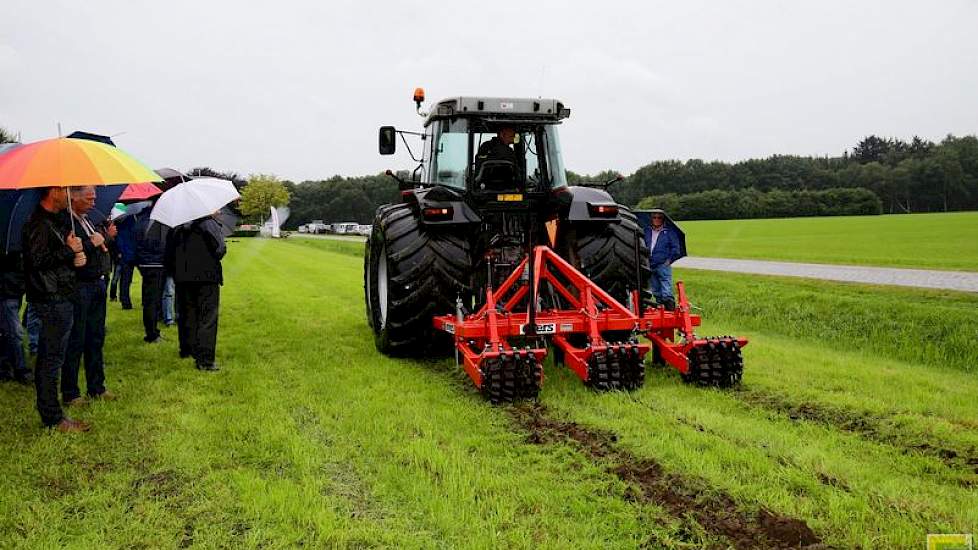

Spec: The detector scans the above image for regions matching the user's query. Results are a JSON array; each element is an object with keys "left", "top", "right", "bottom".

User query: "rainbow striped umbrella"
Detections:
[{"left": 0, "top": 137, "right": 161, "bottom": 189}]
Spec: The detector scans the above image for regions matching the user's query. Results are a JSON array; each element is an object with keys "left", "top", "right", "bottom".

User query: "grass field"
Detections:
[
  {"left": 0, "top": 237, "right": 975, "bottom": 548},
  {"left": 680, "top": 211, "right": 978, "bottom": 271}
]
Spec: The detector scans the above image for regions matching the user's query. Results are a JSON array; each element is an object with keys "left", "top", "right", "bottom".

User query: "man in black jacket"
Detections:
[
  {"left": 166, "top": 215, "right": 226, "bottom": 371},
  {"left": 0, "top": 250, "right": 31, "bottom": 384},
  {"left": 62, "top": 186, "right": 116, "bottom": 406},
  {"left": 134, "top": 205, "right": 167, "bottom": 344},
  {"left": 23, "top": 187, "right": 89, "bottom": 432}
]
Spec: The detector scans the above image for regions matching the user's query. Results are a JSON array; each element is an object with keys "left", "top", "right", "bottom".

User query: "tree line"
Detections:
[{"left": 615, "top": 134, "right": 978, "bottom": 217}]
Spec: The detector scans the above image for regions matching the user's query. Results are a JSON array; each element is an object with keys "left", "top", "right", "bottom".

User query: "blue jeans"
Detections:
[
  {"left": 0, "top": 297, "right": 27, "bottom": 376},
  {"left": 162, "top": 276, "right": 175, "bottom": 324},
  {"left": 649, "top": 263, "right": 674, "bottom": 304},
  {"left": 23, "top": 302, "right": 40, "bottom": 354},
  {"left": 62, "top": 280, "right": 108, "bottom": 401},
  {"left": 32, "top": 300, "right": 74, "bottom": 427}
]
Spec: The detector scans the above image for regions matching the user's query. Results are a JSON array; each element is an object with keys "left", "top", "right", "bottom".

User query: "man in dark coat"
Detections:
[
  {"left": 165, "top": 215, "right": 226, "bottom": 371},
  {"left": 23, "top": 187, "right": 90, "bottom": 432},
  {"left": 644, "top": 209, "right": 684, "bottom": 310},
  {"left": 133, "top": 206, "right": 168, "bottom": 343},
  {"left": 0, "top": 250, "right": 31, "bottom": 384},
  {"left": 62, "top": 186, "right": 116, "bottom": 406},
  {"left": 474, "top": 127, "right": 519, "bottom": 184}
]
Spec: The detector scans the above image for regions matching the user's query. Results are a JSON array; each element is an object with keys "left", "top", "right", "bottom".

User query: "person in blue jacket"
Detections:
[
  {"left": 644, "top": 209, "right": 684, "bottom": 310},
  {"left": 133, "top": 208, "right": 168, "bottom": 343},
  {"left": 111, "top": 214, "right": 136, "bottom": 309}
]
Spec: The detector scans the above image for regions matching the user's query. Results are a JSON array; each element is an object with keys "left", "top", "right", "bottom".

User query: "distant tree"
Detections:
[
  {"left": 240, "top": 174, "right": 290, "bottom": 222},
  {"left": 0, "top": 126, "right": 17, "bottom": 144},
  {"left": 852, "top": 135, "right": 892, "bottom": 163},
  {"left": 187, "top": 166, "right": 248, "bottom": 189}
]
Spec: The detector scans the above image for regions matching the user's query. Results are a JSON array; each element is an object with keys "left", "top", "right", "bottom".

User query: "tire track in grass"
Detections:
[
  {"left": 731, "top": 387, "right": 978, "bottom": 481},
  {"left": 508, "top": 402, "right": 826, "bottom": 550}
]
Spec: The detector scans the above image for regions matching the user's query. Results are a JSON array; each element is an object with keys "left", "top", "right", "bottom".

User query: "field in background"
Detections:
[
  {"left": 0, "top": 238, "right": 974, "bottom": 548},
  {"left": 680, "top": 211, "right": 978, "bottom": 271}
]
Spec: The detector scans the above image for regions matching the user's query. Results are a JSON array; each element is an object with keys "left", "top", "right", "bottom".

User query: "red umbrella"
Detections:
[{"left": 118, "top": 182, "right": 162, "bottom": 203}]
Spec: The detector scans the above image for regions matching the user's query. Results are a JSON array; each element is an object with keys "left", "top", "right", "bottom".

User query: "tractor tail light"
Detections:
[
  {"left": 588, "top": 203, "right": 619, "bottom": 217},
  {"left": 422, "top": 207, "right": 453, "bottom": 221}
]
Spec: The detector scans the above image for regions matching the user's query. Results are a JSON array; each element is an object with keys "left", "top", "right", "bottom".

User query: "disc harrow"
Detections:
[{"left": 433, "top": 246, "right": 747, "bottom": 404}]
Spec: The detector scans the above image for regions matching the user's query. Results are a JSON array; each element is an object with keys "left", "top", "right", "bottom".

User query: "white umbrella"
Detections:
[{"left": 149, "top": 177, "right": 240, "bottom": 227}]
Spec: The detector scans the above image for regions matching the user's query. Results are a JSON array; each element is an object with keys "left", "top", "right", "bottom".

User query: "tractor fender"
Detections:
[
  {"left": 410, "top": 186, "right": 482, "bottom": 225},
  {"left": 563, "top": 186, "right": 622, "bottom": 222}
]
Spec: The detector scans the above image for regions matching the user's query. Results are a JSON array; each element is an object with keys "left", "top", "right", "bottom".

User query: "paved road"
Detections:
[{"left": 675, "top": 256, "right": 978, "bottom": 293}]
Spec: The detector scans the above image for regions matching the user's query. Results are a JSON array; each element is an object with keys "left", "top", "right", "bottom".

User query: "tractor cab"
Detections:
[{"left": 380, "top": 94, "right": 570, "bottom": 201}]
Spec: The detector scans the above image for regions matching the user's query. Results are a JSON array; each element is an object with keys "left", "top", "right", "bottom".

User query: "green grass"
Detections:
[
  {"left": 0, "top": 238, "right": 975, "bottom": 548},
  {"left": 681, "top": 212, "right": 978, "bottom": 271}
]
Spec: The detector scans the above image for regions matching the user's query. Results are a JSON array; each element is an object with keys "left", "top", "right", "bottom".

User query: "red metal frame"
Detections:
[{"left": 432, "top": 245, "right": 747, "bottom": 388}]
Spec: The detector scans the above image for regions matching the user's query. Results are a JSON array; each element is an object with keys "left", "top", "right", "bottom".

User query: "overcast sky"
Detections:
[{"left": 2, "top": 1, "right": 977, "bottom": 182}]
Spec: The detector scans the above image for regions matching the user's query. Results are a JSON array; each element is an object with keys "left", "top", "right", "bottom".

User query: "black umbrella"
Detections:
[
  {"left": 155, "top": 168, "right": 190, "bottom": 192},
  {"left": 214, "top": 206, "right": 239, "bottom": 237},
  {"left": 635, "top": 209, "right": 687, "bottom": 259}
]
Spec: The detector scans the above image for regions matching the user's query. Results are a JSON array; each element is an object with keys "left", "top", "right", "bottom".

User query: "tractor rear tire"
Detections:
[
  {"left": 564, "top": 205, "right": 651, "bottom": 308},
  {"left": 364, "top": 204, "right": 472, "bottom": 356}
]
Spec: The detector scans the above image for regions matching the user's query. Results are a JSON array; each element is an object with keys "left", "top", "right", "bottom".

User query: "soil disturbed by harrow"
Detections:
[{"left": 509, "top": 403, "right": 824, "bottom": 550}]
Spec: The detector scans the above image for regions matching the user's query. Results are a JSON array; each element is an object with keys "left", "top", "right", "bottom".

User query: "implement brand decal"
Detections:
[{"left": 520, "top": 323, "right": 556, "bottom": 335}]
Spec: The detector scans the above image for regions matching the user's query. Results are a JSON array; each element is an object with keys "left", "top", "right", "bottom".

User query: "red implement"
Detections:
[{"left": 433, "top": 246, "right": 747, "bottom": 402}]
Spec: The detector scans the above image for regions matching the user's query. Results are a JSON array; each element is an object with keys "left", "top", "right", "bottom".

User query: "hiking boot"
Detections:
[
  {"left": 91, "top": 390, "right": 118, "bottom": 401},
  {"left": 65, "top": 396, "right": 90, "bottom": 407},
  {"left": 196, "top": 363, "right": 220, "bottom": 372},
  {"left": 54, "top": 417, "right": 91, "bottom": 433}
]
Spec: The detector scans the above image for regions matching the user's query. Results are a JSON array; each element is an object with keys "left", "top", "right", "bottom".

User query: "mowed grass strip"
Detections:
[
  {"left": 676, "top": 267, "right": 978, "bottom": 373},
  {"left": 681, "top": 211, "right": 978, "bottom": 271},
  {"left": 0, "top": 238, "right": 705, "bottom": 548}
]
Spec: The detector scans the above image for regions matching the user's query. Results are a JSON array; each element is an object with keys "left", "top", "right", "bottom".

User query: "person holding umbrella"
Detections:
[
  {"left": 644, "top": 208, "right": 685, "bottom": 311},
  {"left": 133, "top": 200, "right": 168, "bottom": 344},
  {"left": 0, "top": 135, "right": 163, "bottom": 430},
  {"left": 157, "top": 178, "right": 238, "bottom": 371},
  {"left": 61, "top": 186, "right": 116, "bottom": 406},
  {"left": 23, "top": 187, "right": 89, "bottom": 431}
]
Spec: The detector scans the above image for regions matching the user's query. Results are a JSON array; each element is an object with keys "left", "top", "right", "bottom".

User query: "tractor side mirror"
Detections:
[{"left": 379, "top": 126, "right": 396, "bottom": 155}]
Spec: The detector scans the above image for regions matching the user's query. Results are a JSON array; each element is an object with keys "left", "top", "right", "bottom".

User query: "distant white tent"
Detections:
[{"left": 260, "top": 205, "right": 290, "bottom": 238}]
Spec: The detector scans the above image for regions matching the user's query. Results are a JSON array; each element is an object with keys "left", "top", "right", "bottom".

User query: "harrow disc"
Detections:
[
  {"left": 481, "top": 354, "right": 543, "bottom": 404},
  {"left": 619, "top": 345, "right": 646, "bottom": 390},
  {"left": 682, "top": 337, "right": 744, "bottom": 388},
  {"left": 587, "top": 345, "right": 646, "bottom": 392}
]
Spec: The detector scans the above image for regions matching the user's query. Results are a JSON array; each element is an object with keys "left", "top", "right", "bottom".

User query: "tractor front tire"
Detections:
[{"left": 364, "top": 204, "right": 471, "bottom": 356}]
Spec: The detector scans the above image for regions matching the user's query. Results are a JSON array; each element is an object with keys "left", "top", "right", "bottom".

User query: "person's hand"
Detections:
[
  {"left": 73, "top": 252, "right": 86, "bottom": 267},
  {"left": 66, "top": 232, "right": 83, "bottom": 253},
  {"left": 106, "top": 222, "right": 117, "bottom": 239},
  {"left": 89, "top": 232, "right": 105, "bottom": 248}
]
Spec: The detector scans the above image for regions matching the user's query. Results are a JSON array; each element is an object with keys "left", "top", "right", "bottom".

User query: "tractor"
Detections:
[{"left": 365, "top": 89, "right": 746, "bottom": 403}]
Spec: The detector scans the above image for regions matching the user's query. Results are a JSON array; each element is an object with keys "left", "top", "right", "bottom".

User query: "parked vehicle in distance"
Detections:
[
  {"left": 355, "top": 224, "right": 372, "bottom": 236},
  {"left": 298, "top": 224, "right": 309, "bottom": 233},
  {"left": 331, "top": 222, "right": 359, "bottom": 234},
  {"left": 307, "top": 220, "right": 329, "bottom": 234}
]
